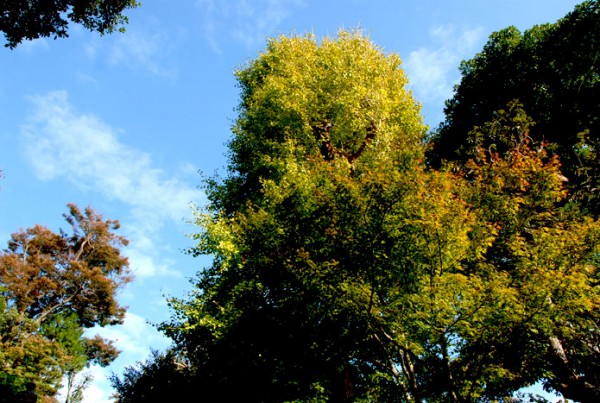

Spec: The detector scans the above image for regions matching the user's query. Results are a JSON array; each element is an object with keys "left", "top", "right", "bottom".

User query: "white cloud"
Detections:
[
  {"left": 78, "top": 368, "right": 112, "bottom": 403},
  {"left": 196, "top": 0, "right": 306, "bottom": 50},
  {"left": 74, "top": 72, "right": 100, "bottom": 87},
  {"left": 93, "top": 312, "right": 172, "bottom": 358},
  {"left": 125, "top": 238, "right": 181, "bottom": 277},
  {"left": 21, "top": 91, "right": 204, "bottom": 277},
  {"left": 404, "top": 25, "right": 484, "bottom": 104},
  {"left": 82, "top": 24, "right": 178, "bottom": 79},
  {"left": 108, "top": 29, "right": 178, "bottom": 79}
]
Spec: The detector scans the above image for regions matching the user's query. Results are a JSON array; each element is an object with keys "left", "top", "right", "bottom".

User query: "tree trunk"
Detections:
[{"left": 547, "top": 336, "right": 600, "bottom": 403}]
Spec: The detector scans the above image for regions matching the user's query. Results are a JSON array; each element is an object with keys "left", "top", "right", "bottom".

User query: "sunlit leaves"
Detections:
[
  {"left": 157, "top": 28, "right": 600, "bottom": 403},
  {"left": 432, "top": 0, "right": 600, "bottom": 217},
  {"left": 217, "top": 29, "right": 426, "bottom": 214},
  {"left": 0, "top": 204, "right": 131, "bottom": 400}
]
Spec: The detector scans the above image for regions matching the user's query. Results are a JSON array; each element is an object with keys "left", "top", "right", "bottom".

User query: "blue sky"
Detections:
[{"left": 0, "top": 1, "right": 583, "bottom": 401}]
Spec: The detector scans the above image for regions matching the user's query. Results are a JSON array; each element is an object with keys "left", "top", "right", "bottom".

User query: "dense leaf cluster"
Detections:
[
  {"left": 430, "top": 0, "right": 600, "bottom": 217},
  {"left": 0, "top": 0, "right": 139, "bottom": 48}
]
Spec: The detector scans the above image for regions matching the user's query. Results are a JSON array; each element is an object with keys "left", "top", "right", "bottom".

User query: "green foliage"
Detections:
[
  {"left": 0, "top": 204, "right": 131, "bottom": 401},
  {"left": 460, "top": 109, "right": 600, "bottom": 401},
  {"left": 164, "top": 30, "right": 430, "bottom": 402},
  {"left": 115, "top": 28, "right": 600, "bottom": 403},
  {"left": 429, "top": 1, "right": 600, "bottom": 398},
  {"left": 431, "top": 0, "right": 600, "bottom": 217},
  {"left": 0, "top": 0, "right": 140, "bottom": 49},
  {"left": 110, "top": 349, "right": 191, "bottom": 403},
  {"left": 209, "top": 30, "right": 425, "bottom": 215}
]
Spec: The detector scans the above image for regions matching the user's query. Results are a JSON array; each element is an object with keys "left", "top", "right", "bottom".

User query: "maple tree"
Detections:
[
  {"left": 0, "top": 203, "right": 132, "bottom": 400},
  {"left": 456, "top": 105, "right": 600, "bottom": 402}
]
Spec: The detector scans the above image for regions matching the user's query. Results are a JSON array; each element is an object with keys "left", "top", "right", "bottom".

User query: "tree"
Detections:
[
  {"left": 430, "top": 0, "right": 600, "bottom": 217},
  {"left": 110, "top": 349, "right": 192, "bottom": 403},
  {"left": 0, "top": 0, "right": 140, "bottom": 49},
  {"left": 0, "top": 203, "right": 132, "bottom": 401},
  {"left": 457, "top": 106, "right": 600, "bottom": 402},
  {"left": 161, "top": 30, "right": 431, "bottom": 402},
  {"left": 114, "top": 31, "right": 599, "bottom": 402}
]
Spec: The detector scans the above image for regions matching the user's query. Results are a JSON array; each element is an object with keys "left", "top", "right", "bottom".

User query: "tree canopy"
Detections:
[
  {"left": 111, "top": 29, "right": 600, "bottom": 403},
  {"left": 430, "top": 0, "right": 600, "bottom": 217},
  {"left": 0, "top": 0, "right": 140, "bottom": 48},
  {"left": 0, "top": 204, "right": 132, "bottom": 401}
]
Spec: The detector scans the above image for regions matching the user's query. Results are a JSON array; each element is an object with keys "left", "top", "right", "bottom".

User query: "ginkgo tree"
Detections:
[
  {"left": 113, "top": 30, "right": 600, "bottom": 403},
  {"left": 159, "top": 30, "right": 436, "bottom": 402}
]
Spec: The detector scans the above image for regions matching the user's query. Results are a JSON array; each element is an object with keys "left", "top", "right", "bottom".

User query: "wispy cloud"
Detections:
[
  {"left": 21, "top": 91, "right": 203, "bottom": 277},
  {"left": 107, "top": 29, "right": 178, "bottom": 78},
  {"left": 83, "top": 24, "right": 178, "bottom": 79},
  {"left": 404, "top": 25, "right": 484, "bottom": 104},
  {"left": 93, "top": 312, "right": 172, "bottom": 358},
  {"left": 15, "top": 37, "right": 50, "bottom": 53},
  {"left": 196, "top": 0, "right": 306, "bottom": 51}
]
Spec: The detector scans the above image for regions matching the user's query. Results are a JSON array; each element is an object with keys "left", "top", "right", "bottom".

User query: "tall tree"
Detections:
[
  {"left": 110, "top": 349, "right": 191, "bottom": 403},
  {"left": 430, "top": 0, "right": 600, "bottom": 217},
  {"left": 0, "top": 204, "right": 132, "bottom": 400},
  {"left": 114, "top": 31, "right": 599, "bottom": 403},
  {"left": 0, "top": 0, "right": 140, "bottom": 49},
  {"left": 160, "top": 30, "right": 431, "bottom": 402}
]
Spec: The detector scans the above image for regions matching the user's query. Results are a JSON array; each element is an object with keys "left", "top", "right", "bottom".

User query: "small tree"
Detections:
[{"left": 0, "top": 204, "right": 132, "bottom": 400}]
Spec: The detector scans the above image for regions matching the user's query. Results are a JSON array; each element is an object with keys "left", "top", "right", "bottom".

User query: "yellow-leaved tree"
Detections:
[{"left": 112, "top": 31, "right": 599, "bottom": 403}]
